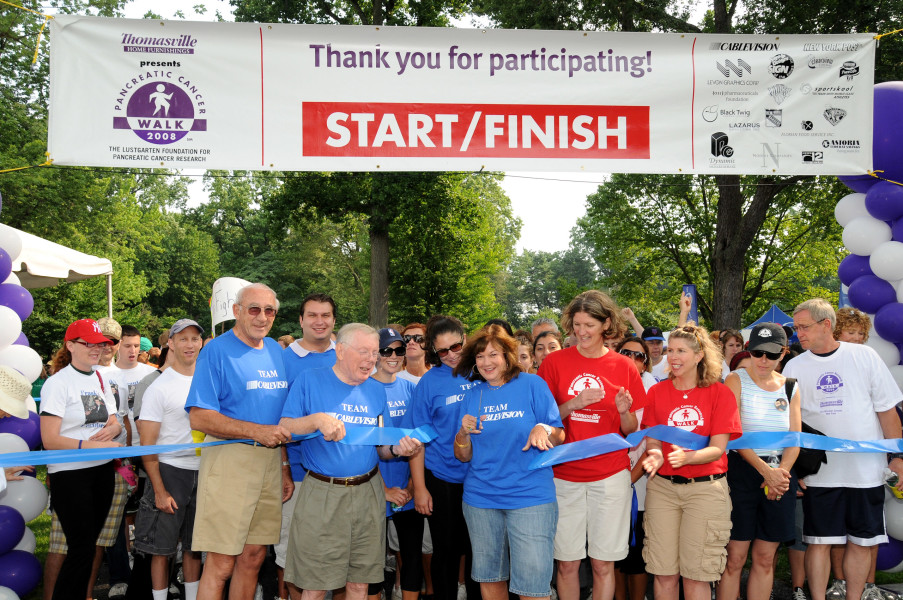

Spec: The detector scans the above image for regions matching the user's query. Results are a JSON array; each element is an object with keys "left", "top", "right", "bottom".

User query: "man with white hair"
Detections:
[
  {"left": 279, "top": 323, "right": 422, "bottom": 600},
  {"left": 186, "top": 283, "right": 293, "bottom": 600}
]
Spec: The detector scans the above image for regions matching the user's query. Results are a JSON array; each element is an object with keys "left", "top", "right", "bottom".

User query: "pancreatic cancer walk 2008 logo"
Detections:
[{"left": 113, "top": 78, "right": 206, "bottom": 144}]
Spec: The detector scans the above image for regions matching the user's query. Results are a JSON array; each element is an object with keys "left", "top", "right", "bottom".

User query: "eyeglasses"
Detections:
[
  {"left": 792, "top": 318, "right": 826, "bottom": 333},
  {"left": 70, "top": 340, "right": 110, "bottom": 349},
  {"left": 435, "top": 341, "right": 464, "bottom": 357},
  {"left": 619, "top": 349, "right": 647, "bottom": 361},
  {"left": 379, "top": 346, "right": 406, "bottom": 357},
  {"left": 403, "top": 334, "right": 424, "bottom": 344},
  {"left": 238, "top": 304, "right": 277, "bottom": 318},
  {"left": 750, "top": 349, "right": 782, "bottom": 361},
  {"left": 347, "top": 346, "right": 380, "bottom": 360}
]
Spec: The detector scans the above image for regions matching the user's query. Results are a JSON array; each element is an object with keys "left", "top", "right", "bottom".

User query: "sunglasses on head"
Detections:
[
  {"left": 379, "top": 346, "right": 406, "bottom": 357},
  {"left": 435, "top": 342, "right": 464, "bottom": 357},
  {"left": 750, "top": 349, "right": 782, "bottom": 360},
  {"left": 619, "top": 349, "right": 647, "bottom": 361},
  {"left": 241, "top": 304, "right": 277, "bottom": 318},
  {"left": 403, "top": 334, "right": 424, "bottom": 344}
]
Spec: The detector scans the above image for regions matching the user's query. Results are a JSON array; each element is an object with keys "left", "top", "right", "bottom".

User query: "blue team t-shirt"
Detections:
[
  {"left": 411, "top": 363, "right": 474, "bottom": 483},
  {"left": 185, "top": 330, "right": 288, "bottom": 425},
  {"left": 282, "top": 367, "right": 390, "bottom": 478},
  {"left": 284, "top": 345, "right": 338, "bottom": 480},
  {"left": 458, "top": 373, "right": 563, "bottom": 509},
  {"left": 378, "top": 377, "right": 416, "bottom": 516}
]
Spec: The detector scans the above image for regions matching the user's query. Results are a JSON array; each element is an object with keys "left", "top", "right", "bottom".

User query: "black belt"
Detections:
[
  {"left": 659, "top": 472, "right": 726, "bottom": 485},
  {"left": 306, "top": 466, "right": 378, "bottom": 487}
]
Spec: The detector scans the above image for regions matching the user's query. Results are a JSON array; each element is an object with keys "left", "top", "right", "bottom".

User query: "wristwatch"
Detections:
[{"left": 538, "top": 423, "right": 553, "bottom": 436}]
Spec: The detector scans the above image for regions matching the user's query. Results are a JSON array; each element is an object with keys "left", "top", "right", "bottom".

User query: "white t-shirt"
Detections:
[
  {"left": 641, "top": 371, "right": 657, "bottom": 391},
  {"left": 139, "top": 369, "right": 199, "bottom": 470},
  {"left": 397, "top": 370, "right": 423, "bottom": 385},
  {"left": 40, "top": 365, "right": 118, "bottom": 473},
  {"left": 650, "top": 358, "right": 668, "bottom": 382},
  {"left": 105, "top": 362, "right": 157, "bottom": 445},
  {"left": 783, "top": 342, "right": 901, "bottom": 487}
]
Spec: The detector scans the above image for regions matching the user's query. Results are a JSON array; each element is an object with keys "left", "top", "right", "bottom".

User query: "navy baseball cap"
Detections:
[
  {"left": 642, "top": 326, "right": 665, "bottom": 341},
  {"left": 379, "top": 327, "right": 404, "bottom": 349}
]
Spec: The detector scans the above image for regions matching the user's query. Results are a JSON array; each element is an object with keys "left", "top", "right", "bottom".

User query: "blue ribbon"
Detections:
[
  {"left": 527, "top": 426, "right": 903, "bottom": 471},
  {"left": 0, "top": 425, "right": 438, "bottom": 469}
]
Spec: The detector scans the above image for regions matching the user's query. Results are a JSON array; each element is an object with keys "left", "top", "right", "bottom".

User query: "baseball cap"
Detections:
[
  {"left": 64, "top": 319, "right": 112, "bottom": 345},
  {"left": 0, "top": 365, "right": 31, "bottom": 419},
  {"left": 747, "top": 322, "right": 787, "bottom": 353},
  {"left": 641, "top": 326, "right": 665, "bottom": 341},
  {"left": 140, "top": 337, "right": 153, "bottom": 352},
  {"left": 96, "top": 317, "right": 122, "bottom": 342},
  {"left": 379, "top": 327, "right": 404, "bottom": 349},
  {"left": 169, "top": 319, "right": 205, "bottom": 337}
]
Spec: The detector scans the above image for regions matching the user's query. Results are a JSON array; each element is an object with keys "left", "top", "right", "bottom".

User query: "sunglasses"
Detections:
[
  {"left": 239, "top": 304, "right": 277, "bottom": 318},
  {"left": 403, "top": 334, "right": 425, "bottom": 344},
  {"left": 619, "top": 349, "right": 647, "bottom": 361},
  {"left": 750, "top": 349, "right": 782, "bottom": 360},
  {"left": 435, "top": 341, "right": 464, "bottom": 357},
  {"left": 379, "top": 346, "right": 406, "bottom": 357}
]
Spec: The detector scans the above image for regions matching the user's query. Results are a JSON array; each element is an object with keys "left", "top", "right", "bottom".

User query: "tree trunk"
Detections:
[
  {"left": 712, "top": 175, "right": 745, "bottom": 329},
  {"left": 369, "top": 218, "right": 389, "bottom": 327}
]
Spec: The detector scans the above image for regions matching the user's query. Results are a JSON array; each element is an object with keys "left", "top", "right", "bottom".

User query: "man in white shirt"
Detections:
[
  {"left": 107, "top": 325, "right": 157, "bottom": 446},
  {"left": 642, "top": 326, "right": 668, "bottom": 381},
  {"left": 784, "top": 298, "right": 903, "bottom": 600},
  {"left": 134, "top": 319, "right": 205, "bottom": 600}
]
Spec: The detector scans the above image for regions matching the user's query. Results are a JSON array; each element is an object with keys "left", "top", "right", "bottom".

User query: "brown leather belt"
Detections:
[{"left": 306, "top": 466, "right": 378, "bottom": 487}]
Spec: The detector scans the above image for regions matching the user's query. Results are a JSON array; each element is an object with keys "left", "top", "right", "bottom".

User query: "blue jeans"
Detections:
[{"left": 463, "top": 501, "right": 558, "bottom": 597}]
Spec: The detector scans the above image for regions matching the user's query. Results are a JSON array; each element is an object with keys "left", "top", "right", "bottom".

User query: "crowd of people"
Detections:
[{"left": 19, "top": 284, "right": 903, "bottom": 600}]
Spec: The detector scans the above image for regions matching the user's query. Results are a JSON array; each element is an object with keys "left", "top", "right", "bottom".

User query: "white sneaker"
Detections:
[
  {"left": 827, "top": 580, "right": 847, "bottom": 600},
  {"left": 793, "top": 587, "right": 808, "bottom": 600},
  {"left": 863, "top": 586, "right": 884, "bottom": 600},
  {"left": 392, "top": 587, "right": 403, "bottom": 600},
  {"left": 457, "top": 583, "right": 466, "bottom": 600},
  {"left": 878, "top": 587, "right": 901, "bottom": 600},
  {"left": 109, "top": 583, "right": 128, "bottom": 598}
]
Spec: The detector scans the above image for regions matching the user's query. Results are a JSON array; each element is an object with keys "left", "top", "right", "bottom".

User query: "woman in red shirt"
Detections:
[{"left": 641, "top": 325, "right": 741, "bottom": 600}]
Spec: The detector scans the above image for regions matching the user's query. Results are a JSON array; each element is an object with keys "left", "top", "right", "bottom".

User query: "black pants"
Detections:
[
  {"left": 49, "top": 461, "right": 115, "bottom": 600},
  {"left": 425, "top": 469, "right": 479, "bottom": 600},
  {"left": 394, "top": 509, "right": 426, "bottom": 592}
]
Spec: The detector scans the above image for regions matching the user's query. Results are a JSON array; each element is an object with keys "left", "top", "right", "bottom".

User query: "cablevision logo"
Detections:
[{"left": 112, "top": 73, "right": 207, "bottom": 145}]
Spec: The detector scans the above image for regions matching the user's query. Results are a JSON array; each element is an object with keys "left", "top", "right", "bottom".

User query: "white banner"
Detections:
[
  {"left": 48, "top": 16, "right": 875, "bottom": 175},
  {"left": 210, "top": 276, "right": 251, "bottom": 329}
]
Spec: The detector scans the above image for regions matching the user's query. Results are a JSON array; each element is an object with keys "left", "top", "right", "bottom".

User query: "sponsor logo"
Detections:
[
  {"left": 112, "top": 76, "right": 208, "bottom": 146},
  {"left": 753, "top": 143, "right": 793, "bottom": 168},
  {"left": 766, "top": 109, "right": 782, "bottom": 127},
  {"left": 801, "top": 84, "right": 854, "bottom": 99},
  {"left": 702, "top": 105, "right": 719, "bottom": 122},
  {"left": 729, "top": 122, "right": 760, "bottom": 130},
  {"left": 121, "top": 32, "right": 198, "bottom": 55},
  {"left": 802, "top": 42, "right": 862, "bottom": 52},
  {"left": 839, "top": 60, "right": 860, "bottom": 81},
  {"left": 807, "top": 56, "right": 834, "bottom": 69},
  {"left": 709, "top": 42, "right": 780, "bottom": 51},
  {"left": 769, "top": 54, "right": 794, "bottom": 79},
  {"left": 716, "top": 58, "right": 752, "bottom": 77},
  {"left": 822, "top": 139, "right": 861, "bottom": 152},
  {"left": 802, "top": 151, "right": 824, "bottom": 164},
  {"left": 768, "top": 84, "right": 792, "bottom": 104},
  {"left": 802, "top": 120, "right": 814, "bottom": 130},
  {"left": 824, "top": 107, "right": 847, "bottom": 126},
  {"left": 711, "top": 132, "right": 733, "bottom": 157}
]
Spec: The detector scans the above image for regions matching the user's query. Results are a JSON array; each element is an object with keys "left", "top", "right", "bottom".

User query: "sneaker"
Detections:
[
  {"left": 457, "top": 583, "right": 466, "bottom": 600},
  {"left": 794, "top": 587, "right": 808, "bottom": 600},
  {"left": 827, "top": 580, "right": 847, "bottom": 600},
  {"left": 392, "top": 587, "right": 403, "bottom": 600},
  {"left": 550, "top": 588, "right": 558, "bottom": 600},
  {"left": 878, "top": 587, "right": 900, "bottom": 600},
  {"left": 109, "top": 583, "right": 128, "bottom": 598},
  {"left": 863, "top": 586, "right": 884, "bottom": 600}
]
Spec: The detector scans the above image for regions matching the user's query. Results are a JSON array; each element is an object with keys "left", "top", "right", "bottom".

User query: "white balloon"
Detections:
[
  {"left": 0, "top": 476, "right": 48, "bottom": 522},
  {"left": 0, "top": 346, "right": 42, "bottom": 383},
  {"left": 886, "top": 489, "right": 903, "bottom": 540},
  {"left": 866, "top": 334, "right": 901, "bottom": 367},
  {"left": 835, "top": 192, "right": 869, "bottom": 227},
  {"left": 871, "top": 242, "right": 903, "bottom": 282},
  {"left": 0, "top": 586, "right": 18, "bottom": 600},
  {"left": 843, "top": 216, "right": 893, "bottom": 256},
  {"left": 0, "top": 225, "right": 23, "bottom": 263},
  {"left": 12, "top": 525, "right": 36, "bottom": 553},
  {"left": 2, "top": 273, "right": 20, "bottom": 286},
  {"left": 0, "top": 306, "right": 21, "bottom": 351},
  {"left": 0, "top": 433, "right": 28, "bottom": 455}
]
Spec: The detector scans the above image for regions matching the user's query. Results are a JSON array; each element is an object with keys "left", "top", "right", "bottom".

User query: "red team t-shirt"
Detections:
[
  {"left": 537, "top": 346, "right": 647, "bottom": 482},
  {"left": 640, "top": 380, "right": 741, "bottom": 478}
]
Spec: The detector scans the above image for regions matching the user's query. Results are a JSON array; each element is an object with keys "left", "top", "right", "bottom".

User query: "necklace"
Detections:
[{"left": 676, "top": 383, "right": 697, "bottom": 400}]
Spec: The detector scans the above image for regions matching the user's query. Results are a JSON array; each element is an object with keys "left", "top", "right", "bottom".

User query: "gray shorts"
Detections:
[{"left": 133, "top": 463, "right": 199, "bottom": 556}]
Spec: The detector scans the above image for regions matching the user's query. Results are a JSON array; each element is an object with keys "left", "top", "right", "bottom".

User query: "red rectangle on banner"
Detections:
[{"left": 302, "top": 102, "right": 650, "bottom": 159}]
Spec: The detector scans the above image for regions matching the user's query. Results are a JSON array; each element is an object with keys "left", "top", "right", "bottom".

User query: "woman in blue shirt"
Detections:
[{"left": 453, "top": 324, "right": 564, "bottom": 600}]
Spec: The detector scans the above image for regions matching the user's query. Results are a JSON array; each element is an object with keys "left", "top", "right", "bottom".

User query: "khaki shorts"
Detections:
[
  {"left": 553, "top": 470, "right": 632, "bottom": 562},
  {"left": 49, "top": 471, "right": 130, "bottom": 552},
  {"left": 642, "top": 474, "right": 732, "bottom": 582},
  {"left": 191, "top": 438, "right": 282, "bottom": 555},
  {"left": 284, "top": 471, "right": 386, "bottom": 591}
]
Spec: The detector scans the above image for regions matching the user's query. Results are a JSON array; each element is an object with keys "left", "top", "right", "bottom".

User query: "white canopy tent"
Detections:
[{"left": 0, "top": 224, "right": 114, "bottom": 317}]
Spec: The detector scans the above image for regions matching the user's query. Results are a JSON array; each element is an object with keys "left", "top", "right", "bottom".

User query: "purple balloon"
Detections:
[
  {"left": 0, "top": 411, "right": 40, "bottom": 449},
  {"left": 878, "top": 537, "right": 903, "bottom": 571},
  {"left": 866, "top": 182, "right": 903, "bottom": 222},
  {"left": 838, "top": 254, "right": 874, "bottom": 287},
  {"left": 0, "top": 506, "right": 25, "bottom": 555},
  {"left": 12, "top": 332, "right": 28, "bottom": 347},
  {"left": 876, "top": 303, "right": 903, "bottom": 343},
  {"left": 0, "top": 284, "right": 33, "bottom": 321},
  {"left": 840, "top": 174, "right": 880, "bottom": 194},
  {"left": 0, "top": 550, "right": 42, "bottom": 596},
  {"left": 848, "top": 275, "right": 897, "bottom": 313},
  {"left": 874, "top": 82, "right": 903, "bottom": 184},
  {"left": 0, "top": 248, "right": 10, "bottom": 283}
]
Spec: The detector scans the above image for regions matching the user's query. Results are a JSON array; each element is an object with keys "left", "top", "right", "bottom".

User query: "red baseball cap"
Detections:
[{"left": 65, "top": 319, "right": 113, "bottom": 344}]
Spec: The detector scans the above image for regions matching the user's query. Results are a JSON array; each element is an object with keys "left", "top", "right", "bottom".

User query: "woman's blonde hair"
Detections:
[
  {"left": 561, "top": 290, "right": 626, "bottom": 341},
  {"left": 667, "top": 325, "right": 723, "bottom": 387}
]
